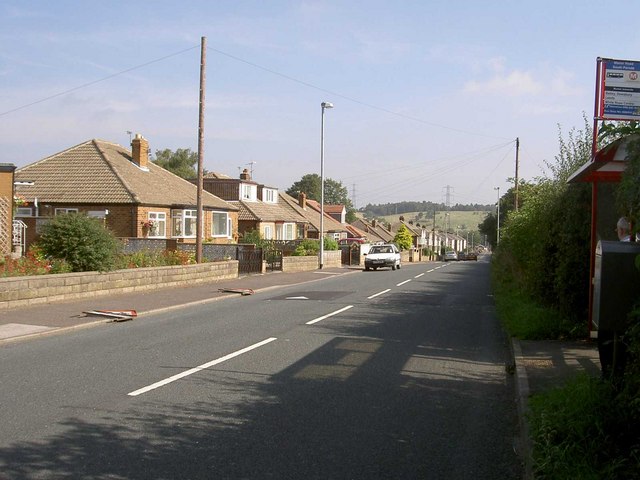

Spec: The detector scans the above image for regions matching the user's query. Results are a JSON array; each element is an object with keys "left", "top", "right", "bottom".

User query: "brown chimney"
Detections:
[
  {"left": 131, "top": 134, "right": 149, "bottom": 169},
  {"left": 240, "top": 168, "right": 251, "bottom": 181},
  {"left": 371, "top": 219, "right": 376, "bottom": 227},
  {"left": 298, "top": 192, "right": 307, "bottom": 209}
]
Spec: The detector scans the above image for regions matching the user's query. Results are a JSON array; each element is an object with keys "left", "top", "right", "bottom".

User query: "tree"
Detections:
[
  {"left": 393, "top": 224, "right": 413, "bottom": 251},
  {"left": 287, "top": 173, "right": 357, "bottom": 222},
  {"left": 494, "top": 120, "right": 592, "bottom": 327},
  {"left": 37, "top": 213, "right": 121, "bottom": 272},
  {"left": 287, "top": 174, "right": 321, "bottom": 200},
  {"left": 152, "top": 148, "right": 199, "bottom": 179}
]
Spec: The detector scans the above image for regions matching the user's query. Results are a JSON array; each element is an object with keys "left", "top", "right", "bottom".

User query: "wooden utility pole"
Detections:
[
  {"left": 514, "top": 137, "right": 520, "bottom": 211},
  {"left": 196, "top": 36, "right": 206, "bottom": 263}
]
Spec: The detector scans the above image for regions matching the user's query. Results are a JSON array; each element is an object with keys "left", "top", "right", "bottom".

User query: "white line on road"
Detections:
[
  {"left": 427, "top": 269, "right": 435, "bottom": 273},
  {"left": 396, "top": 279, "right": 412, "bottom": 286},
  {"left": 414, "top": 273, "right": 425, "bottom": 278},
  {"left": 367, "top": 289, "right": 391, "bottom": 299},
  {"left": 306, "top": 305, "right": 354, "bottom": 325},
  {"left": 127, "top": 337, "right": 278, "bottom": 397}
]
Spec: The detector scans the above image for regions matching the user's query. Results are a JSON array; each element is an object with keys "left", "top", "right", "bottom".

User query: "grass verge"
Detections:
[{"left": 493, "top": 271, "right": 640, "bottom": 479}]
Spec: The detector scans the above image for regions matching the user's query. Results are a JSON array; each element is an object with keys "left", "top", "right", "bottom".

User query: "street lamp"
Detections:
[
  {"left": 494, "top": 186, "right": 500, "bottom": 246},
  {"left": 319, "top": 101, "right": 334, "bottom": 269}
]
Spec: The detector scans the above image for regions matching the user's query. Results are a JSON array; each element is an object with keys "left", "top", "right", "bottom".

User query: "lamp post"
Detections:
[
  {"left": 319, "top": 101, "right": 333, "bottom": 269},
  {"left": 494, "top": 186, "right": 500, "bottom": 246}
]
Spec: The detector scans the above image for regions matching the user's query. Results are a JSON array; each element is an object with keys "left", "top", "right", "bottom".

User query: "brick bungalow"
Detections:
[{"left": 13, "top": 134, "right": 238, "bottom": 251}]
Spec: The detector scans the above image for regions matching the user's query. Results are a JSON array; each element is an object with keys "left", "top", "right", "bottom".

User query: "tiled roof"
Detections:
[
  {"left": 351, "top": 218, "right": 394, "bottom": 243},
  {"left": 203, "top": 171, "right": 232, "bottom": 179},
  {"left": 232, "top": 199, "right": 307, "bottom": 223},
  {"left": 280, "top": 193, "right": 347, "bottom": 233},
  {"left": 323, "top": 204, "right": 345, "bottom": 214},
  {"left": 15, "top": 139, "right": 236, "bottom": 211}
]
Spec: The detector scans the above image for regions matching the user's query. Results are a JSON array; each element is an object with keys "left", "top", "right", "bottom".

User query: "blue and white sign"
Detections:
[{"left": 599, "top": 58, "right": 640, "bottom": 120}]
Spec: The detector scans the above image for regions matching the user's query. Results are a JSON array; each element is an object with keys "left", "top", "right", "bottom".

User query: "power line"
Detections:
[
  {"left": 206, "top": 45, "right": 510, "bottom": 141},
  {"left": 0, "top": 45, "right": 200, "bottom": 117}
]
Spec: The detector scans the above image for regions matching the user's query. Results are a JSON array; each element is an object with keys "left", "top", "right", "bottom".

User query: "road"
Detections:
[{"left": 0, "top": 258, "right": 522, "bottom": 479}]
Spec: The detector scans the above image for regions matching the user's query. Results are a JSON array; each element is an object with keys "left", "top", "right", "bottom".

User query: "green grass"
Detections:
[
  {"left": 493, "top": 267, "right": 640, "bottom": 480},
  {"left": 493, "top": 277, "right": 575, "bottom": 340},
  {"left": 528, "top": 375, "right": 640, "bottom": 480},
  {"left": 375, "top": 210, "right": 491, "bottom": 233}
]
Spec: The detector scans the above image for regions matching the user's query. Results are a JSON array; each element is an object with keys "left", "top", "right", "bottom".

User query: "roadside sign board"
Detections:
[{"left": 597, "top": 58, "right": 640, "bottom": 120}]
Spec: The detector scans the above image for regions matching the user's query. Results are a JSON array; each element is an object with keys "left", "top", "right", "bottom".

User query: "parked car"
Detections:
[
  {"left": 444, "top": 250, "right": 458, "bottom": 262},
  {"left": 465, "top": 251, "right": 478, "bottom": 261},
  {"left": 364, "top": 244, "right": 401, "bottom": 271}
]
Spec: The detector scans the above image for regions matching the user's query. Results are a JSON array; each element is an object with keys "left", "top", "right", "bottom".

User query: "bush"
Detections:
[
  {"left": 324, "top": 237, "right": 339, "bottom": 251},
  {"left": 292, "top": 239, "right": 320, "bottom": 256},
  {"left": 37, "top": 213, "right": 121, "bottom": 272},
  {"left": 393, "top": 224, "right": 413, "bottom": 250},
  {"left": 241, "top": 229, "right": 266, "bottom": 247}
]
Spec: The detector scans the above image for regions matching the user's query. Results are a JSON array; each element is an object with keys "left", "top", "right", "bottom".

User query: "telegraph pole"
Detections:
[
  {"left": 514, "top": 137, "right": 520, "bottom": 211},
  {"left": 196, "top": 36, "right": 206, "bottom": 263}
]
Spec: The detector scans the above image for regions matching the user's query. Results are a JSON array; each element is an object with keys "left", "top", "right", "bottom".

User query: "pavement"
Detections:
[{"left": 0, "top": 265, "right": 601, "bottom": 478}]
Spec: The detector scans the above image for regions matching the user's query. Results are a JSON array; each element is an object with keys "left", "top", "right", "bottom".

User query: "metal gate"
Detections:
[
  {"left": 12, "top": 220, "right": 27, "bottom": 256},
  {"left": 340, "top": 243, "right": 361, "bottom": 266},
  {"left": 237, "top": 246, "right": 263, "bottom": 274},
  {"left": 264, "top": 247, "right": 283, "bottom": 272}
]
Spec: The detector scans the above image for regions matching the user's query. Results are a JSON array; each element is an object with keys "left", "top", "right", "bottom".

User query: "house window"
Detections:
[
  {"left": 276, "top": 223, "right": 295, "bottom": 240},
  {"left": 263, "top": 225, "right": 273, "bottom": 240},
  {"left": 212, "top": 211, "right": 229, "bottom": 237},
  {"left": 172, "top": 209, "right": 197, "bottom": 238},
  {"left": 55, "top": 208, "right": 78, "bottom": 215},
  {"left": 147, "top": 212, "right": 166, "bottom": 237},
  {"left": 240, "top": 184, "right": 257, "bottom": 201},
  {"left": 15, "top": 207, "right": 33, "bottom": 217},
  {"left": 88, "top": 210, "right": 108, "bottom": 219},
  {"left": 263, "top": 188, "right": 276, "bottom": 203},
  {"left": 284, "top": 223, "right": 294, "bottom": 240}
]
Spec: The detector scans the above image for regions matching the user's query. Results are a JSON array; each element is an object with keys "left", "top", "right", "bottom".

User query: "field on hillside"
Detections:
[{"left": 375, "top": 211, "right": 492, "bottom": 233}]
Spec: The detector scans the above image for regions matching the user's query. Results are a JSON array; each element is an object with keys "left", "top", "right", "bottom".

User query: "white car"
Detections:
[
  {"left": 444, "top": 251, "right": 458, "bottom": 261},
  {"left": 364, "top": 244, "right": 401, "bottom": 271}
]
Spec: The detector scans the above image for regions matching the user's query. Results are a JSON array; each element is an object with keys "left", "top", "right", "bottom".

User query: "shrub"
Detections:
[
  {"left": 324, "top": 237, "right": 339, "bottom": 251},
  {"left": 37, "top": 213, "right": 121, "bottom": 272},
  {"left": 241, "top": 229, "right": 266, "bottom": 247},
  {"left": 292, "top": 239, "right": 320, "bottom": 256},
  {"left": 393, "top": 224, "right": 413, "bottom": 250},
  {"left": 114, "top": 249, "right": 195, "bottom": 269}
]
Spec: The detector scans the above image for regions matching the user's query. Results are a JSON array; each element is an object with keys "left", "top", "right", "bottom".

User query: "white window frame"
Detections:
[
  {"left": 263, "top": 188, "right": 277, "bottom": 203},
  {"left": 55, "top": 208, "right": 78, "bottom": 215},
  {"left": 88, "top": 210, "right": 108, "bottom": 219},
  {"left": 15, "top": 207, "right": 33, "bottom": 217},
  {"left": 147, "top": 212, "right": 166, "bottom": 238},
  {"left": 240, "top": 183, "right": 257, "bottom": 202},
  {"left": 284, "top": 223, "right": 295, "bottom": 240},
  {"left": 172, "top": 209, "right": 197, "bottom": 238},
  {"left": 263, "top": 225, "right": 273, "bottom": 240},
  {"left": 276, "top": 223, "right": 295, "bottom": 240},
  {"left": 212, "top": 211, "right": 230, "bottom": 238}
]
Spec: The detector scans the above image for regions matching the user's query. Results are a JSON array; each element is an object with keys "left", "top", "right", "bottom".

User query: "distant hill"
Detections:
[
  {"left": 360, "top": 201, "right": 493, "bottom": 218},
  {"left": 373, "top": 211, "right": 491, "bottom": 232}
]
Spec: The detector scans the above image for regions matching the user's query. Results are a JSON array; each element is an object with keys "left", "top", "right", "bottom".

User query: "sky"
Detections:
[{"left": 2, "top": 1, "right": 639, "bottom": 207}]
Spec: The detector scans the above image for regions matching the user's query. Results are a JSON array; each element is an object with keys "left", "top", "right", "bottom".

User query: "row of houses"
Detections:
[{"left": 1, "top": 134, "right": 467, "bottom": 257}]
